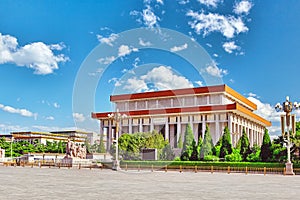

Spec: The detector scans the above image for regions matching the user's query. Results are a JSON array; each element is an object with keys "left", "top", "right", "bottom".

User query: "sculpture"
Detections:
[{"left": 65, "top": 139, "right": 86, "bottom": 159}]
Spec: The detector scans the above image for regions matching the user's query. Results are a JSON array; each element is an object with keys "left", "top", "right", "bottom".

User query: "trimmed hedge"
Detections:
[{"left": 120, "top": 160, "right": 300, "bottom": 169}]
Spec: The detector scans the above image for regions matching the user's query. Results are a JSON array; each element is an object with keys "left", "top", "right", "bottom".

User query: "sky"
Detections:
[{"left": 1, "top": 0, "right": 300, "bottom": 139}]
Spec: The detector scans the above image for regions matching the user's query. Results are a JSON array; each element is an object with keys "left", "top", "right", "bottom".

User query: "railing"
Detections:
[
  {"left": 119, "top": 163, "right": 295, "bottom": 175},
  {"left": 2, "top": 161, "right": 300, "bottom": 175}
]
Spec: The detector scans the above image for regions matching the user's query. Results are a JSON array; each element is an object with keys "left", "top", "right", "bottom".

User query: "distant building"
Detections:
[
  {"left": 11, "top": 130, "right": 95, "bottom": 145},
  {"left": 0, "top": 134, "right": 13, "bottom": 142},
  {"left": 92, "top": 84, "right": 271, "bottom": 150}
]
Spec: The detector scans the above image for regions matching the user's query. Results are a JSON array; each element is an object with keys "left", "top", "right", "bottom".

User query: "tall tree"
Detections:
[
  {"left": 180, "top": 124, "right": 194, "bottom": 161},
  {"left": 238, "top": 128, "right": 250, "bottom": 161},
  {"left": 219, "top": 126, "right": 233, "bottom": 158},
  {"left": 200, "top": 124, "right": 213, "bottom": 159},
  {"left": 260, "top": 128, "right": 272, "bottom": 162},
  {"left": 197, "top": 136, "right": 203, "bottom": 160}
]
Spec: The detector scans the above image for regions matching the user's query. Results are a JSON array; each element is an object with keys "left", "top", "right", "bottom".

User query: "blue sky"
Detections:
[{"left": 1, "top": 0, "right": 300, "bottom": 138}]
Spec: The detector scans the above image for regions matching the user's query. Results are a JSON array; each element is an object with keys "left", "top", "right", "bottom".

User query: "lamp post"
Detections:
[
  {"left": 275, "top": 96, "right": 299, "bottom": 175},
  {"left": 108, "top": 109, "right": 127, "bottom": 171}
]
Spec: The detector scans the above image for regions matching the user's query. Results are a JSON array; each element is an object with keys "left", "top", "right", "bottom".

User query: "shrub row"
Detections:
[{"left": 120, "top": 160, "right": 300, "bottom": 169}]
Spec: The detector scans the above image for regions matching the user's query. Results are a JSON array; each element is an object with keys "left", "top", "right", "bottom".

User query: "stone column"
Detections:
[
  {"left": 108, "top": 120, "right": 112, "bottom": 151},
  {"left": 169, "top": 124, "right": 175, "bottom": 148},
  {"left": 129, "top": 118, "right": 132, "bottom": 134},
  {"left": 177, "top": 116, "right": 181, "bottom": 141},
  {"left": 150, "top": 118, "right": 154, "bottom": 132},
  {"left": 215, "top": 114, "right": 220, "bottom": 143},
  {"left": 202, "top": 116, "right": 206, "bottom": 139},
  {"left": 165, "top": 119, "right": 169, "bottom": 141},
  {"left": 139, "top": 118, "right": 143, "bottom": 133}
]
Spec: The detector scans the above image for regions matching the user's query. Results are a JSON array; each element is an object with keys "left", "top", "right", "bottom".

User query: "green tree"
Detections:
[
  {"left": 180, "top": 124, "right": 195, "bottom": 161},
  {"left": 160, "top": 143, "right": 175, "bottom": 160},
  {"left": 247, "top": 144, "right": 261, "bottom": 162},
  {"left": 219, "top": 126, "right": 233, "bottom": 158},
  {"left": 238, "top": 128, "right": 250, "bottom": 161},
  {"left": 177, "top": 133, "right": 183, "bottom": 148},
  {"left": 189, "top": 139, "right": 198, "bottom": 161},
  {"left": 260, "top": 128, "right": 272, "bottom": 162},
  {"left": 213, "top": 137, "right": 222, "bottom": 157},
  {"left": 271, "top": 136, "right": 287, "bottom": 162},
  {"left": 197, "top": 136, "right": 203, "bottom": 160},
  {"left": 200, "top": 125, "right": 213, "bottom": 159}
]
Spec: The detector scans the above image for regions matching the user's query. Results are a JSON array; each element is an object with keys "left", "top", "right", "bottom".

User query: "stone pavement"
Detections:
[{"left": 0, "top": 166, "right": 299, "bottom": 200}]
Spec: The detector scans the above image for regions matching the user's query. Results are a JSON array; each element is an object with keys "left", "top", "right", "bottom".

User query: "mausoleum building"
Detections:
[{"left": 92, "top": 84, "right": 271, "bottom": 150}]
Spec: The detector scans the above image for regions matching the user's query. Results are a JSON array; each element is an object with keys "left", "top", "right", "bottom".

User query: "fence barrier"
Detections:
[{"left": 1, "top": 161, "right": 300, "bottom": 176}]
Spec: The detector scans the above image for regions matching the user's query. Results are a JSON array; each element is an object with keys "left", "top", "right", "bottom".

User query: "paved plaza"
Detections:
[{"left": 0, "top": 166, "right": 299, "bottom": 200}]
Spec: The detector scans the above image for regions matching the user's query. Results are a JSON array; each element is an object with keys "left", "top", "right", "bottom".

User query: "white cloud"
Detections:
[
  {"left": 141, "top": 66, "right": 193, "bottom": 90},
  {"left": 97, "top": 56, "right": 116, "bottom": 65},
  {"left": 195, "top": 81, "right": 203, "bottom": 86},
  {"left": 88, "top": 68, "right": 104, "bottom": 77},
  {"left": 0, "top": 103, "right": 37, "bottom": 119},
  {"left": 53, "top": 102, "right": 60, "bottom": 108},
  {"left": 49, "top": 43, "right": 66, "bottom": 51},
  {"left": 186, "top": 11, "right": 248, "bottom": 39},
  {"left": 247, "top": 92, "right": 258, "bottom": 98},
  {"left": 122, "top": 66, "right": 193, "bottom": 93},
  {"left": 139, "top": 38, "right": 152, "bottom": 46},
  {"left": 45, "top": 116, "right": 55, "bottom": 120},
  {"left": 233, "top": 0, "right": 253, "bottom": 15},
  {"left": 73, "top": 113, "right": 85, "bottom": 122},
  {"left": 123, "top": 77, "right": 149, "bottom": 92},
  {"left": 248, "top": 97, "right": 284, "bottom": 122},
  {"left": 198, "top": 0, "right": 222, "bottom": 8},
  {"left": 156, "top": 0, "right": 164, "bottom": 5},
  {"left": 118, "top": 45, "right": 138, "bottom": 57},
  {"left": 204, "top": 63, "right": 228, "bottom": 77},
  {"left": 206, "top": 43, "right": 212, "bottom": 48},
  {"left": 213, "top": 53, "right": 218, "bottom": 57},
  {"left": 170, "top": 43, "right": 188, "bottom": 52},
  {"left": 109, "top": 77, "right": 123, "bottom": 87},
  {"left": 96, "top": 33, "right": 119, "bottom": 46},
  {"left": 142, "top": 5, "right": 160, "bottom": 28},
  {"left": 178, "top": 0, "right": 190, "bottom": 5},
  {"left": 0, "top": 33, "right": 69, "bottom": 75},
  {"left": 222, "top": 41, "right": 240, "bottom": 53}
]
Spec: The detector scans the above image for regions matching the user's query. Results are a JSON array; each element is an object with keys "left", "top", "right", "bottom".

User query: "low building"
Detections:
[
  {"left": 92, "top": 84, "right": 271, "bottom": 150},
  {"left": 11, "top": 130, "right": 95, "bottom": 145}
]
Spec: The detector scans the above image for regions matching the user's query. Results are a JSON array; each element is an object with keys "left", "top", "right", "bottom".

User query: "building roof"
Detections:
[
  {"left": 110, "top": 84, "right": 257, "bottom": 111},
  {"left": 92, "top": 103, "right": 271, "bottom": 127}
]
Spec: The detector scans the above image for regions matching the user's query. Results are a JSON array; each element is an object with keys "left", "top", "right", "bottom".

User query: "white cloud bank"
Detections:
[
  {"left": 0, "top": 33, "right": 69, "bottom": 75},
  {"left": 198, "top": 0, "right": 222, "bottom": 8},
  {"left": 170, "top": 43, "right": 188, "bottom": 52},
  {"left": 122, "top": 66, "right": 193, "bottom": 93},
  {"left": 0, "top": 103, "right": 37, "bottom": 119},
  {"left": 96, "top": 33, "right": 119, "bottom": 46},
  {"left": 187, "top": 11, "right": 248, "bottom": 39},
  {"left": 204, "top": 62, "right": 228, "bottom": 78},
  {"left": 73, "top": 112, "right": 85, "bottom": 122},
  {"left": 233, "top": 0, "right": 253, "bottom": 15},
  {"left": 223, "top": 41, "right": 240, "bottom": 54}
]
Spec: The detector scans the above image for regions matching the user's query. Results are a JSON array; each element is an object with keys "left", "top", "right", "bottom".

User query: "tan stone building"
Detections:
[
  {"left": 11, "top": 130, "right": 94, "bottom": 145},
  {"left": 92, "top": 85, "right": 271, "bottom": 150}
]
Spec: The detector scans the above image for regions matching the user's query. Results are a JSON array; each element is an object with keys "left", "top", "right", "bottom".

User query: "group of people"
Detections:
[{"left": 65, "top": 139, "right": 86, "bottom": 159}]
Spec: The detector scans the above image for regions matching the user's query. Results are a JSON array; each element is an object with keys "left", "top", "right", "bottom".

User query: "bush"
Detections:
[
  {"left": 225, "top": 149, "right": 242, "bottom": 162},
  {"left": 203, "top": 155, "right": 220, "bottom": 162},
  {"left": 174, "top": 157, "right": 181, "bottom": 161}
]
